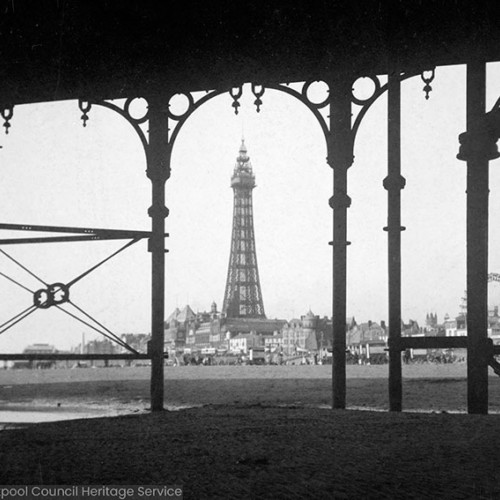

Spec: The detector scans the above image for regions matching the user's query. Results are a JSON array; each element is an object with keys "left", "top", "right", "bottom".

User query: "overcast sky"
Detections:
[{"left": 0, "top": 62, "right": 499, "bottom": 352}]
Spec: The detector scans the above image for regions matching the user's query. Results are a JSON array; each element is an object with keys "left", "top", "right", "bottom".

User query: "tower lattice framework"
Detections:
[{"left": 222, "top": 140, "right": 266, "bottom": 318}]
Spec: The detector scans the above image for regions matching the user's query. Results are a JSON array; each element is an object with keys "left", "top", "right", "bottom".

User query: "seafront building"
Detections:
[
  {"left": 71, "top": 305, "right": 500, "bottom": 360},
  {"left": 163, "top": 302, "right": 340, "bottom": 358},
  {"left": 13, "top": 309, "right": 471, "bottom": 367},
  {"left": 444, "top": 306, "right": 500, "bottom": 342},
  {"left": 164, "top": 301, "right": 286, "bottom": 354}
]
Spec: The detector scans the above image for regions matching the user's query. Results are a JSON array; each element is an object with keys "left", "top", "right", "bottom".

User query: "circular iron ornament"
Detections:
[
  {"left": 166, "top": 92, "right": 195, "bottom": 120},
  {"left": 49, "top": 282, "right": 70, "bottom": 305},
  {"left": 124, "top": 97, "right": 149, "bottom": 124},
  {"left": 351, "top": 76, "right": 382, "bottom": 106},
  {"left": 302, "top": 80, "right": 330, "bottom": 108},
  {"left": 33, "top": 282, "right": 70, "bottom": 309},
  {"left": 33, "top": 288, "right": 50, "bottom": 309}
]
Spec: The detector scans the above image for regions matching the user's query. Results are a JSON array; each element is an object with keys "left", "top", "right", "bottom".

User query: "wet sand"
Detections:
[{"left": 0, "top": 363, "right": 494, "bottom": 413}]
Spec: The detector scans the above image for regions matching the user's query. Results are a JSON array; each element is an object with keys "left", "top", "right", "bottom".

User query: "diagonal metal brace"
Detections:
[{"left": 0, "top": 223, "right": 169, "bottom": 355}]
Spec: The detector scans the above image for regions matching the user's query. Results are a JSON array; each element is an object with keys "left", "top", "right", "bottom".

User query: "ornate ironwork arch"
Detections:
[
  {"left": 0, "top": 63, "right": 441, "bottom": 413},
  {"left": 80, "top": 71, "right": 433, "bottom": 413},
  {"left": 0, "top": 69, "right": 439, "bottom": 411},
  {"left": 161, "top": 81, "right": 332, "bottom": 152}
]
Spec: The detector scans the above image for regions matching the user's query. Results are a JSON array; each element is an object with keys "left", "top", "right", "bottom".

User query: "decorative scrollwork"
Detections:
[
  {"left": 266, "top": 81, "right": 330, "bottom": 143},
  {"left": 251, "top": 83, "right": 265, "bottom": 112},
  {"left": 87, "top": 99, "right": 149, "bottom": 154},
  {"left": 421, "top": 68, "right": 436, "bottom": 100},
  {"left": 78, "top": 99, "right": 92, "bottom": 127},
  {"left": 166, "top": 89, "right": 222, "bottom": 144},
  {"left": 351, "top": 71, "right": 421, "bottom": 142},
  {"left": 230, "top": 86, "right": 243, "bottom": 115},
  {"left": 1, "top": 105, "right": 14, "bottom": 134},
  {"left": 166, "top": 81, "right": 330, "bottom": 149},
  {"left": 351, "top": 75, "right": 386, "bottom": 141}
]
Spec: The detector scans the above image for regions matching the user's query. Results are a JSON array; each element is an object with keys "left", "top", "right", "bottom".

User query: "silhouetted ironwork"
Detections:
[
  {"left": 385, "top": 72, "right": 404, "bottom": 412},
  {"left": 1, "top": 2, "right": 500, "bottom": 414},
  {"left": 0, "top": 354, "right": 155, "bottom": 361},
  {"left": 458, "top": 62, "right": 498, "bottom": 414},
  {"left": 0, "top": 223, "right": 162, "bottom": 356},
  {"left": 0, "top": 223, "right": 154, "bottom": 245}
]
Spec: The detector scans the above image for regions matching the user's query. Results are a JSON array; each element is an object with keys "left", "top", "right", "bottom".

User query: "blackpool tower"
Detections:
[{"left": 222, "top": 140, "right": 266, "bottom": 318}]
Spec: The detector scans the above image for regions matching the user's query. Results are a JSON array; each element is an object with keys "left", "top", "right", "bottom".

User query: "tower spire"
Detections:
[{"left": 222, "top": 141, "right": 266, "bottom": 318}]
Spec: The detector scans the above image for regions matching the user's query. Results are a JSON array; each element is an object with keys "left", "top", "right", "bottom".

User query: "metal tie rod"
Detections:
[
  {"left": 0, "top": 223, "right": 168, "bottom": 245},
  {"left": 0, "top": 222, "right": 156, "bottom": 236}
]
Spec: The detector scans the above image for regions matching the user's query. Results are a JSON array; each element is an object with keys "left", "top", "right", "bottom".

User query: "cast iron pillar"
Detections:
[
  {"left": 146, "top": 96, "right": 170, "bottom": 412},
  {"left": 462, "top": 61, "right": 489, "bottom": 414},
  {"left": 385, "top": 73, "right": 405, "bottom": 412},
  {"left": 329, "top": 77, "right": 354, "bottom": 409}
]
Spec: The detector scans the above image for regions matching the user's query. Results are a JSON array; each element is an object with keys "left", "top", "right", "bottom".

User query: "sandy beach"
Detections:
[
  {"left": 1, "top": 364, "right": 500, "bottom": 498},
  {"left": 0, "top": 363, "right": 487, "bottom": 412}
]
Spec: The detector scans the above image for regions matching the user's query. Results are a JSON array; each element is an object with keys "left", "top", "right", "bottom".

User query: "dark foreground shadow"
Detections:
[{"left": 0, "top": 407, "right": 499, "bottom": 499}]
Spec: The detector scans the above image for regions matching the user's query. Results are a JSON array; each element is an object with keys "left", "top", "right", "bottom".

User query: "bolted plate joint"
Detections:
[
  {"left": 147, "top": 239, "right": 169, "bottom": 253},
  {"left": 469, "top": 336, "right": 495, "bottom": 359},
  {"left": 383, "top": 225, "right": 406, "bottom": 232},
  {"left": 146, "top": 165, "right": 171, "bottom": 182},
  {"left": 326, "top": 153, "right": 355, "bottom": 170},
  {"left": 457, "top": 105, "right": 500, "bottom": 162},
  {"left": 387, "top": 338, "right": 403, "bottom": 352},
  {"left": 329, "top": 193, "right": 352, "bottom": 210},
  {"left": 383, "top": 175, "right": 406, "bottom": 191},
  {"left": 457, "top": 130, "right": 500, "bottom": 162},
  {"left": 329, "top": 240, "right": 351, "bottom": 247},
  {"left": 148, "top": 204, "right": 170, "bottom": 219}
]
